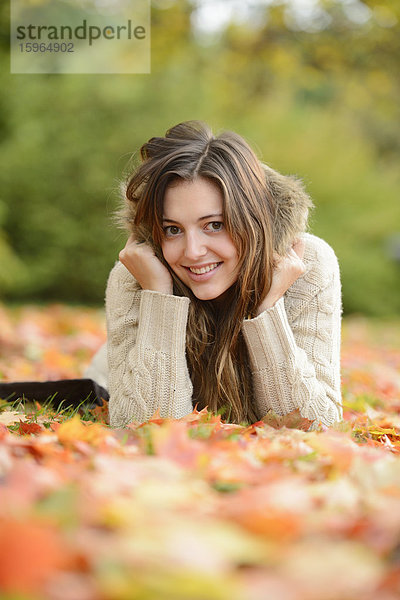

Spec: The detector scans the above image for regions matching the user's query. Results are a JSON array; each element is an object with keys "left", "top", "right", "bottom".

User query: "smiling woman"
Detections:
[
  {"left": 161, "top": 178, "right": 240, "bottom": 302},
  {"left": 91, "top": 120, "right": 343, "bottom": 429}
]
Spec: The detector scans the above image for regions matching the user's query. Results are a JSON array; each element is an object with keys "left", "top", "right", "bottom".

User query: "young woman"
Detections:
[{"left": 88, "top": 120, "right": 342, "bottom": 429}]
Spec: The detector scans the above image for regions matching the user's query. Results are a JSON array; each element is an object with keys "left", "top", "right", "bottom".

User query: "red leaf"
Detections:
[{"left": 18, "top": 421, "right": 44, "bottom": 435}]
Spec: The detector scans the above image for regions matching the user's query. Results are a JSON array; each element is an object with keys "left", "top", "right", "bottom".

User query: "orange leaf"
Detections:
[
  {"left": 89, "top": 398, "right": 109, "bottom": 424},
  {"left": 0, "top": 518, "right": 70, "bottom": 594}
]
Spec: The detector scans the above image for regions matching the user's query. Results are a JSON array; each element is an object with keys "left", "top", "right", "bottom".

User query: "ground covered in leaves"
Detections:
[{"left": 1, "top": 304, "right": 400, "bottom": 600}]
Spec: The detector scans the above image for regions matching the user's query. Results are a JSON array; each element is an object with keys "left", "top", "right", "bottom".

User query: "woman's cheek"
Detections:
[{"left": 160, "top": 242, "right": 174, "bottom": 268}]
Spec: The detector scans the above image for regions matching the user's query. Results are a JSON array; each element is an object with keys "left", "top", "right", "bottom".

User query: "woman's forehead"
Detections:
[{"left": 163, "top": 177, "right": 224, "bottom": 218}]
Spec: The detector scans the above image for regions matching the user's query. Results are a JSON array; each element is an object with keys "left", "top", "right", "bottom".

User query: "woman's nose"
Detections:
[{"left": 184, "top": 232, "right": 207, "bottom": 260}]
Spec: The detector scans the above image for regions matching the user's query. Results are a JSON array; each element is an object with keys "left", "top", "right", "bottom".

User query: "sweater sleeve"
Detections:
[
  {"left": 105, "top": 262, "right": 194, "bottom": 427},
  {"left": 241, "top": 235, "right": 343, "bottom": 429}
]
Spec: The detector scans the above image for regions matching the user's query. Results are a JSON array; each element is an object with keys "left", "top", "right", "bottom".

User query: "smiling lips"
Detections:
[
  {"left": 187, "top": 262, "right": 221, "bottom": 275},
  {"left": 182, "top": 262, "right": 223, "bottom": 282}
]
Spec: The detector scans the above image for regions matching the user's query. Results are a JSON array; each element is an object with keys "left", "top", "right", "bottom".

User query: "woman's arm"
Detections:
[
  {"left": 106, "top": 262, "right": 194, "bottom": 427},
  {"left": 242, "top": 234, "right": 342, "bottom": 429}
]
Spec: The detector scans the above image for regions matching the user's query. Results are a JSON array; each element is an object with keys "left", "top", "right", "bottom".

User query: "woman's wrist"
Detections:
[
  {"left": 256, "top": 292, "right": 283, "bottom": 316},
  {"left": 142, "top": 283, "right": 174, "bottom": 295}
]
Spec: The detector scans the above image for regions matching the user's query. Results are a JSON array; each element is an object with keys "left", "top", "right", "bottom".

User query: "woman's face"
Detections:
[{"left": 161, "top": 177, "right": 240, "bottom": 301}]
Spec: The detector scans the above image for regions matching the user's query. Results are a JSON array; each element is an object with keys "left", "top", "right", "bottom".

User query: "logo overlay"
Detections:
[{"left": 11, "top": 0, "right": 150, "bottom": 74}]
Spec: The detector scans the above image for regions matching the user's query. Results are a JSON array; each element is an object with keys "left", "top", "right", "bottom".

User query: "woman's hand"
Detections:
[
  {"left": 119, "top": 234, "right": 173, "bottom": 295},
  {"left": 256, "top": 238, "right": 306, "bottom": 315}
]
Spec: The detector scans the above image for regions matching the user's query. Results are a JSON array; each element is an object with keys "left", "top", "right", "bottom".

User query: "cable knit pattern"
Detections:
[
  {"left": 106, "top": 262, "right": 193, "bottom": 427},
  {"left": 104, "top": 233, "right": 342, "bottom": 429},
  {"left": 242, "top": 233, "right": 342, "bottom": 429}
]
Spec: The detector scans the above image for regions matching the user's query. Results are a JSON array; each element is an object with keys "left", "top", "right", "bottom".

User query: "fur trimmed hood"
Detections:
[{"left": 261, "top": 163, "right": 314, "bottom": 256}]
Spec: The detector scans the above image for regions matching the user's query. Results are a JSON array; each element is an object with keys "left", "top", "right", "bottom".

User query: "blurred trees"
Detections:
[{"left": 0, "top": 0, "right": 399, "bottom": 314}]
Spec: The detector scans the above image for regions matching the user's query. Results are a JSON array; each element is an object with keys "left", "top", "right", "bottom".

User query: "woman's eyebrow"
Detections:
[{"left": 162, "top": 213, "right": 223, "bottom": 224}]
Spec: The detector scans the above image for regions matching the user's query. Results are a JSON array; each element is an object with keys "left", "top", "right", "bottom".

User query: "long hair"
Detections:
[{"left": 120, "top": 121, "right": 312, "bottom": 424}]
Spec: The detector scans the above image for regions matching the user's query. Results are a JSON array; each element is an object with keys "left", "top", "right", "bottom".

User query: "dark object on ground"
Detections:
[{"left": 0, "top": 379, "right": 109, "bottom": 409}]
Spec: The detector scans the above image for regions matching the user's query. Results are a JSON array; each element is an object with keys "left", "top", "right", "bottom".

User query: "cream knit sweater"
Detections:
[{"left": 101, "top": 232, "right": 343, "bottom": 429}]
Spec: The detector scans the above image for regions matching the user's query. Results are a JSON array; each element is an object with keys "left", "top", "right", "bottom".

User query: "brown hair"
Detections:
[{"left": 120, "top": 121, "right": 313, "bottom": 424}]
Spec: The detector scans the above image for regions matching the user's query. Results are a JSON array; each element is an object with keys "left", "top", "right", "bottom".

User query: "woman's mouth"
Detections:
[{"left": 184, "top": 262, "right": 222, "bottom": 281}]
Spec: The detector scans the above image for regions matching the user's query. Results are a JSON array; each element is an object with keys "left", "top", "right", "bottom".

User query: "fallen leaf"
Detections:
[
  {"left": 57, "top": 414, "right": 108, "bottom": 446},
  {"left": 18, "top": 421, "right": 44, "bottom": 435},
  {"left": 261, "top": 408, "right": 315, "bottom": 431},
  {"left": 0, "top": 410, "right": 21, "bottom": 426}
]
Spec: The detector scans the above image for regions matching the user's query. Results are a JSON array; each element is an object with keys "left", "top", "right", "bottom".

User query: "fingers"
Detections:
[
  {"left": 118, "top": 234, "right": 173, "bottom": 293},
  {"left": 274, "top": 238, "right": 305, "bottom": 266},
  {"left": 125, "top": 233, "right": 137, "bottom": 244},
  {"left": 276, "top": 238, "right": 306, "bottom": 278},
  {"left": 291, "top": 237, "right": 305, "bottom": 260},
  {"left": 125, "top": 233, "right": 145, "bottom": 247},
  {"left": 119, "top": 235, "right": 147, "bottom": 264}
]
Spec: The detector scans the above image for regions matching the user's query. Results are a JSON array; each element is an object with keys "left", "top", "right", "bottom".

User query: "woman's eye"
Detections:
[
  {"left": 164, "top": 225, "right": 181, "bottom": 237},
  {"left": 207, "top": 221, "right": 223, "bottom": 232}
]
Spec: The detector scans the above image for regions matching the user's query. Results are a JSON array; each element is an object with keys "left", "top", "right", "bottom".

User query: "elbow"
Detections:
[
  {"left": 297, "top": 379, "right": 343, "bottom": 430},
  {"left": 306, "top": 395, "right": 343, "bottom": 431}
]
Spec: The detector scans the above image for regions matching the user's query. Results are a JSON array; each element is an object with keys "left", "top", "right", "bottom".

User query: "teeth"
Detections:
[{"left": 189, "top": 262, "right": 219, "bottom": 275}]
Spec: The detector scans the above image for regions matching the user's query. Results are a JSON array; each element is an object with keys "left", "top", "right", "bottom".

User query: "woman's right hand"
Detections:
[{"left": 119, "top": 234, "right": 173, "bottom": 294}]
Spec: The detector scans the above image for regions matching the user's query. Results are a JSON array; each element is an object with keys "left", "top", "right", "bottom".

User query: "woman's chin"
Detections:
[{"left": 192, "top": 284, "right": 235, "bottom": 305}]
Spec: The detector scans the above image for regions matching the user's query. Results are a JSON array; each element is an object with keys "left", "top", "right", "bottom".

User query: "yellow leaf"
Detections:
[{"left": 57, "top": 415, "right": 107, "bottom": 446}]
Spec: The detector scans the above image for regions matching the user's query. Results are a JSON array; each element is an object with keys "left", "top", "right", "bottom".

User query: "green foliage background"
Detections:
[{"left": 1, "top": 0, "right": 399, "bottom": 315}]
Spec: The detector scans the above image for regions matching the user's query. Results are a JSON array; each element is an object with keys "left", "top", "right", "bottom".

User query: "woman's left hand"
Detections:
[{"left": 256, "top": 238, "right": 306, "bottom": 315}]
